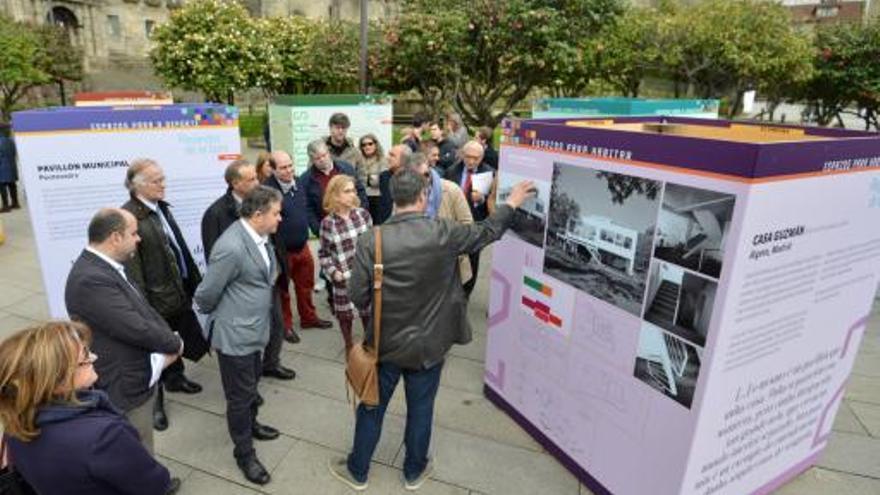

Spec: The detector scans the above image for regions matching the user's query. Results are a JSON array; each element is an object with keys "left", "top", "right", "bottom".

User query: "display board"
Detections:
[
  {"left": 532, "top": 98, "right": 719, "bottom": 119},
  {"left": 268, "top": 94, "right": 393, "bottom": 174},
  {"left": 12, "top": 104, "right": 241, "bottom": 318},
  {"left": 487, "top": 117, "right": 880, "bottom": 495}
]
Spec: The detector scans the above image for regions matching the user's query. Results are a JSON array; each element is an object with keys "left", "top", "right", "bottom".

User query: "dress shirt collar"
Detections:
[
  {"left": 85, "top": 246, "right": 126, "bottom": 276},
  {"left": 240, "top": 218, "right": 268, "bottom": 246},
  {"left": 137, "top": 196, "right": 159, "bottom": 212}
]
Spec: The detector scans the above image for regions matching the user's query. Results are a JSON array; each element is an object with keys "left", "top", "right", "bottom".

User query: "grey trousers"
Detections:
[{"left": 125, "top": 389, "right": 156, "bottom": 454}]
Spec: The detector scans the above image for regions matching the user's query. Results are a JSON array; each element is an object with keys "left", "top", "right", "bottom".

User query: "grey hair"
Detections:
[
  {"left": 403, "top": 152, "right": 428, "bottom": 172},
  {"left": 124, "top": 158, "right": 159, "bottom": 192},
  {"left": 239, "top": 186, "right": 282, "bottom": 219},
  {"left": 306, "top": 139, "right": 329, "bottom": 160},
  {"left": 224, "top": 159, "right": 252, "bottom": 186},
  {"left": 390, "top": 168, "right": 427, "bottom": 208}
]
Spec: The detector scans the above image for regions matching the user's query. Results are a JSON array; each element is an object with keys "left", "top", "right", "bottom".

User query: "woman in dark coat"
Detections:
[
  {"left": 0, "top": 124, "right": 19, "bottom": 212},
  {"left": 0, "top": 321, "right": 178, "bottom": 495}
]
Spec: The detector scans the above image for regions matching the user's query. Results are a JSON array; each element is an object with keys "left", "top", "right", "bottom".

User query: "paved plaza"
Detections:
[{"left": 1, "top": 198, "right": 879, "bottom": 494}]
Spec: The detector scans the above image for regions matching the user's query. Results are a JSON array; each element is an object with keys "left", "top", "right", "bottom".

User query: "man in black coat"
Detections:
[
  {"left": 65, "top": 208, "right": 183, "bottom": 455},
  {"left": 201, "top": 159, "right": 296, "bottom": 381},
  {"left": 122, "top": 159, "right": 208, "bottom": 432},
  {"left": 376, "top": 144, "right": 411, "bottom": 224},
  {"left": 443, "top": 140, "right": 496, "bottom": 297}
]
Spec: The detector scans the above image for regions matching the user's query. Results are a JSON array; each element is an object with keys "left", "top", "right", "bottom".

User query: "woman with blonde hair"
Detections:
[
  {"left": 354, "top": 133, "right": 387, "bottom": 221},
  {"left": 318, "top": 175, "right": 373, "bottom": 351},
  {"left": 0, "top": 321, "right": 177, "bottom": 495}
]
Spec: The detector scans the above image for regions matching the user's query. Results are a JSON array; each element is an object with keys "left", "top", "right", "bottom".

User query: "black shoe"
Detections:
[
  {"left": 301, "top": 319, "right": 333, "bottom": 329},
  {"left": 262, "top": 366, "right": 296, "bottom": 381},
  {"left": 153, "top": 385, "right": 168, "bottom": 431},
  {"left": 164, "top": 376, "right": 202, "bottom": 394},
  {"left": 252, "top": 422, "right": 280, "bottom": 441},
  {"left": 255, "top": 393, "right": 264, "bottom": 407},
  {"left": 166, "top": 477, "right": 181, "bottom": 494},
  {"left": 0, "top": 206, "right": 10, "bottom": 213},
  {"left": 237, "top": 456, "right": 271, "bottom": 485},
  {"left": 153, "top": 408, "right": 169, "bottom": 431},
  {"left": 284, "top": 329, "right": 301, "bottom": 344}
]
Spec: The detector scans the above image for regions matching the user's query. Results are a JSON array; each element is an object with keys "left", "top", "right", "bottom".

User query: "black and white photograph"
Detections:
[
  {"left": 653, "top": 183, "right": 736, "bottom": 279},
  {"left": 643, "top": 262, "right": 717, "bottom": 347},
  {"left": 497, "top": 171, "right": 550, "bottom": 248},
  {"left": 543, "top": 162, "right": 661, "bottom": 316},
  {"left": 633, "top": 323, "right": 702, "bottom": 409}
]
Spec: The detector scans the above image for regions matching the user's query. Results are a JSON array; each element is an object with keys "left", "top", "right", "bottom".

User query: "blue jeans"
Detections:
[{"left": 347, "top": 361, "right": 443, "bottom": 482}]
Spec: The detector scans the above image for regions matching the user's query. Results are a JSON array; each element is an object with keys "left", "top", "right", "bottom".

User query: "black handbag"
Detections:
[{"left": 0, "top": 436, "right": 37, "bottom": 495}]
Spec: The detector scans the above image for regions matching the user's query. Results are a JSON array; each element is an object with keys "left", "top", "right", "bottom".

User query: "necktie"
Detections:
[
  {"left": 464, "top": 169, "right": 474, "bottom": 201},
  {"left": 155, "top": 212, "right": 188, "bottom": 279}
]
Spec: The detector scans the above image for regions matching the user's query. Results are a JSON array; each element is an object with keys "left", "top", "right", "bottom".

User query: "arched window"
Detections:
[{"left": 47, "top": 6, "right": 80, "bottom": 45}]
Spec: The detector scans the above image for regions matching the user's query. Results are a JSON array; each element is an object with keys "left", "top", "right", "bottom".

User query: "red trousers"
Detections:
[{"left": 279, "top": 244, "right": 321, "bottom": 330}]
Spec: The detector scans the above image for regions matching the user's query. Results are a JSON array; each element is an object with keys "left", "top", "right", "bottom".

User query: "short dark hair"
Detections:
[
  {"left": 224, "top": 159, "right": 252, "bottom": 186},
  {"left": 240, "top": 186, "right": 282, "bottom": 218},
  {"left": 412, "top": 112, "right": 428, "bottom": 128},
  {"left": 390, "top": 168, "right": 427, "bottom": 208},
  {"left": 328, "top": 112, "right": 350, "bottom": 129},
  {"left": 477, "top": 126, "right": 494, "bottom": 143},
  {"left": 420, "top": 140, "right": 439, "bottom": 153},
  {"left": 87, "top": 208, "right": 128, "bottom": 244}
]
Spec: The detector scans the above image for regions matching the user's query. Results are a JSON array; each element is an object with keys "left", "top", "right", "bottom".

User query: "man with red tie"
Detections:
[{"left": 443, "top": 140, "right": 495, "bottom": 297}]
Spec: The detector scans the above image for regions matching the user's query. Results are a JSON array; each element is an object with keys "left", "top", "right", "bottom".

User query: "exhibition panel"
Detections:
[{"left": 487, "top": 117, "right": 880, "bottom": 495}]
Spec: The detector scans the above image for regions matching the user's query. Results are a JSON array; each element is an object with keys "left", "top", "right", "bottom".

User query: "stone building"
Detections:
[{"left": 0, "top": 0, "right": 394, "bottom": 91}]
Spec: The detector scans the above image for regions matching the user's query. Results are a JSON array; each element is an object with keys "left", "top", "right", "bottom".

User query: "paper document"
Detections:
[
  {"left": 472, "top": 171, "right": 494, "bottom": 196},
  {"left": 149, "top": 353, "right": 166, "bottom": 388}
]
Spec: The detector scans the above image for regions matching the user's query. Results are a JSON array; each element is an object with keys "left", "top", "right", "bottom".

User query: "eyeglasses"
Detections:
[{"left": 78, "top": 348, "right": 98, "bottom": 367}]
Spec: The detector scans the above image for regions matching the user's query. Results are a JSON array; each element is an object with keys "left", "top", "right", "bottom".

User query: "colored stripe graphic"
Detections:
[
  {"left": 523, "top": 275, "right": 553, "bottom": 296},
  {"left": 521, "top": 297, "right": 563, "bottom": 328}
]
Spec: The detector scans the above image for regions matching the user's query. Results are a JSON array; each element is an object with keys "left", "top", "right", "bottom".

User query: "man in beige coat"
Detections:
[{"left": 402, "top": 152, "right": 473, "bottom": 280}]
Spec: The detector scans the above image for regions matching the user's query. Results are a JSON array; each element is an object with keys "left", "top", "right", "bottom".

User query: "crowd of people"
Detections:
[{"left": 0, "top": 111, "right": 532, "bottom": 493}]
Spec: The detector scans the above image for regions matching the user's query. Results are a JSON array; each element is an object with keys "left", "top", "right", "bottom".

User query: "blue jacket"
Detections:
[
  {"left": 300, "top": 159, "right": 368, "bottom": 235},
  {"left": 263, "top": 175, "right": 309, "bottom": 251},
  {"left": 6, "top": 390, "right": 172, "bottom": 495},
  {"left": 0, "top": 134, "right": 17, "bottom": 183}
]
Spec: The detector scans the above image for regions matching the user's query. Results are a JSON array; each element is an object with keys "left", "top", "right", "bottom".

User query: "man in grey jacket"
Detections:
[
  {"left": 194, "top": 186, "right": 284, "bottom": 486},
  {"left": 328, "top": 168, "right": 534, "bottom": 491}
]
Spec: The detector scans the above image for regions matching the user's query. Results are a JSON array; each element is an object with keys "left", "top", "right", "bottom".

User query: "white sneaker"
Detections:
[{"left": 402, "top": 459, "right": 433, "bottom": 491}]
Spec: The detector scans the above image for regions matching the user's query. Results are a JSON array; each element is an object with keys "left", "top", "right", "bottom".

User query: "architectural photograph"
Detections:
[
  {"left": 643, "top": 261, "right": 718, "bottom": 347},
  {"left": 497, "top": 171, "right": 550, "bottom": 248},
  {"left": 544, "top": 162, "right": 660, "bottom": 316},
  {"left": 653, "top": 183, "right": 736, "bottom": 279},
  {"left": 633, "top": 322, "right": 702, "bottom": 409}
]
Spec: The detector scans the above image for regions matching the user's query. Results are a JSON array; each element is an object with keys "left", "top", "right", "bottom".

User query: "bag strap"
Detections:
[{"left": 372, "top": 226, "right": 383, "bottom": 358}]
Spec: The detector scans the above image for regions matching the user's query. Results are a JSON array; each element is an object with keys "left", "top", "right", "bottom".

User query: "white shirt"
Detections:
[
  {"left": 240, "top": 219, "right": 271, "bottom": 270},
  {"left": 138, "top": 196, "right": 181, "bottom": 248},
  {"left": 86, "top": 246, "right": 129, "bottom": 282}
]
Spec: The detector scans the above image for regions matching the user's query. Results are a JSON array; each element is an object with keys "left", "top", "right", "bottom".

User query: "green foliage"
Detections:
[
  {"left": 150, "top": 0, "right": 278, "bottom": 103},
  {"left": 376, "top": 0, "right": 623, "bottom": 128},
  {"left": 238, "top": 112, "right": 266, "bottom": 138},
  {"left": 593, "top": 7, "right": 666, "bottom": 97},
  {"left": 803, "top": 21, "right": 880, "bottom": 129},
  {"left": 0, "top": 16, "right": 82, "bottom": 122}
]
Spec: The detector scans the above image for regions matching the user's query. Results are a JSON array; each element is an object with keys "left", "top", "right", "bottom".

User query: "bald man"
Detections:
[
  {"left": 263, "top": 151, "right": 333, "bottom": 339},
  {"left": 65, "top": 208, "right": 184, "bottom": 456}
]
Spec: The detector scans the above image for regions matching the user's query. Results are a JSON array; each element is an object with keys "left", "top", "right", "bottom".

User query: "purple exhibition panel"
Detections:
[{"left": 485, "top": 119, "right": 880, "bottom": 494}]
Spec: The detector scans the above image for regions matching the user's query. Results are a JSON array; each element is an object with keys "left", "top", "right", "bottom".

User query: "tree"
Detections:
[
  {"left": 803, "top": 20, "right": 880, "bottom": 130},
  {"left": 150, "top": 0, "right": 277, "bottom": 103},
  {"left": 659, "top": 0, "right": 812, "bottom": 117},
  {"left": 295, "top": 19, "right": 360, "bottom": 94},
  {"left": 595, "top": 171, "right": 659, "bottom": 204},
  {"left": 376, "top": 0, "right": 623, "bottom": 128},
  {"left": 35, "top": 24, "right": 84, "bottom": 106},
  {"left": 593, "top": 6, "right": 666, "bottom": 97},
  {"left": 0, "top": 16, "right": 49, "bottom": 122}
]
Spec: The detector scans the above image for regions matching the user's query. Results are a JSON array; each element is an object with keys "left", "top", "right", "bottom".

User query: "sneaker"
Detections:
[
  {"left": 402, "top": 459, "right": 433, "bottom": 491},
  {"left": 328, "top": 457, "right": 367, "bottom": 491}
]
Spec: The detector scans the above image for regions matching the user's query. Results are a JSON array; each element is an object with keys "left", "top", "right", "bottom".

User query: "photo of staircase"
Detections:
[
  {"left": 633, "top": 323, "right": 703, "bottom": 409},
  {"left": 653, "top": 183, "right": 735, "bottom": 279},
  {"left": 643, "top": 260, "right": 717, "bottom": 347}
]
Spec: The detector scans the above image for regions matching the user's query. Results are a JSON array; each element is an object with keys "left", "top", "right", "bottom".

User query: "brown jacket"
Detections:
[{"left": 437, "top": 179, "right": 474, "bottom": 280}]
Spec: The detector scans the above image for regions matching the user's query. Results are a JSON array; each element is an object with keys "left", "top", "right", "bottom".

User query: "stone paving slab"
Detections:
[{"left": 2, "top": 202, "right": 880, "bottom": 494}]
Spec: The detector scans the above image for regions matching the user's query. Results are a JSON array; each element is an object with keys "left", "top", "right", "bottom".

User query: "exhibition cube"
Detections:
[{"left": 486, "top": 117, "right": 880, "bottom": 495}]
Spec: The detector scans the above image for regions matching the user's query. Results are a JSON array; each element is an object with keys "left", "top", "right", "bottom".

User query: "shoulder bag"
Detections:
[{"left": 345, "top": 226, "right": 383, "bottom": 407}]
